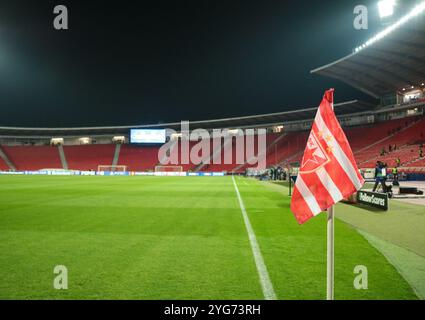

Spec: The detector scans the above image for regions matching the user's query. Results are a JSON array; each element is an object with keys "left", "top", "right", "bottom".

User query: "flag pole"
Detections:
[
  {"left": 327, "top": 90, "right": 335, "bottom": 300},
  {"left": 326, "top": 205, "right": 334, "bottom": 300}
]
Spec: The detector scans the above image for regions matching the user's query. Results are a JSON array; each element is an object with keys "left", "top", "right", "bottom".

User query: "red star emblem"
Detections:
[{"left": 300, "top": 131, "right": 330, "bottom": 173}]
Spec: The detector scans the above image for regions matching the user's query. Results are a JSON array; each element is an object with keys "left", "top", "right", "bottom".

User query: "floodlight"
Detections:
[
  {"left": 78, "top": 137, "right": 91, "bottom": 144},
  {"left": 378, "top": 0, "right": 396, "bottom": 18}
]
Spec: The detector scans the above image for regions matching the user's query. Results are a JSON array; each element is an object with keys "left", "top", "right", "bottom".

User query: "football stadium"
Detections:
[{"left": 1, "top": 0, "right": 425, "bottom": 304}]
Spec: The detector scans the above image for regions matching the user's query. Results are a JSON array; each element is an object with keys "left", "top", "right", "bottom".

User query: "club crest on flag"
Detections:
[{"left": 300, "top": 131, "right": 330, "bottom": 173}]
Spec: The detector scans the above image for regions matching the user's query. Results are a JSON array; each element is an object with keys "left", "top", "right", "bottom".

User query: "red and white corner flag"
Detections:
[{"left": 290, "top": 89, "right": 364, "bottom": 224}]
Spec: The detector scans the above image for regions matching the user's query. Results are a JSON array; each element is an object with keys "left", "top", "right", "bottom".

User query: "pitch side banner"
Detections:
[
  {"left": 0, "top": 171, "right": 226, "bottom": 177},
  {"left": 356, "top": 190, "right": 389, "bottom": 210}
]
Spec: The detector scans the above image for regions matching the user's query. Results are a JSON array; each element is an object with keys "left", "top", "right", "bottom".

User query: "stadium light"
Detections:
[
  {"left": 228, "top": 129, "right": 241, "bottom": 135},
  {"left": 79, "top": 137, "right": 91, "bottom": 145},
  {"left": 378, "top": 0, "right": 396, "bottom": 18},
  {"left": 354, "top": 1, "right": 425, "bottom": 53},
  {"left": 51, "top": 138, "right": 64, "bottom": 146},
  {"left": 170, "top": 133, "right": 182, "bottom": 140},
  {"left": 112, "top": 136, "right": 126, "bottom": 143}
]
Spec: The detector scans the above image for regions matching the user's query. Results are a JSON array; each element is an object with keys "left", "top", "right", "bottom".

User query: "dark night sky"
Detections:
[{"left": 0, "top": 0, "right": 391, "bottom": 127}]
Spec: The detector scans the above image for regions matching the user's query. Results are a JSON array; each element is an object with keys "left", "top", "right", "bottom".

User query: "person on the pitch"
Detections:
[
  {"left": 373, "top": 161, "right": 387, "bottom": 193},
  {"left": 392, "top": 167, "right": 399, "bottom": 185}
]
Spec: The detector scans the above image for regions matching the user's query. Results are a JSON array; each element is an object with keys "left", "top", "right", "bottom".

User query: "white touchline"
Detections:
[{"left": 232, "top": 175, "right": 277, "bottom": 300}]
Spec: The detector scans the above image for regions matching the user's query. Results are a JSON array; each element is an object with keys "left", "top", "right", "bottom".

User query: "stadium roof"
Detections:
[
  {"left": 311, "top": 2, "right": 425, "bottom": 99},
  {"left": 0, "top": 100, "right": 375, "bottom": 137}
]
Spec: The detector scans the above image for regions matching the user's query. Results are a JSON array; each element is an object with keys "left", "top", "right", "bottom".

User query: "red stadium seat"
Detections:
[
  {"left": 64, "top": 145, "right": 116, "bottom": 171},
  {"left": 0, "top": 157, "right": 9, "bottom": 170},
  {"left": 117, "top": 145, "right": 161, "bottom": 171},
  {"left": 1, "top": 145, "right": 62, "bottom": 171}
]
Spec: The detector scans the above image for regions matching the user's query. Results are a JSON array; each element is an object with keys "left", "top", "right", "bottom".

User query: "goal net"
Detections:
[
  {"left": 97, "top": 165, "right": 128, "bottom": 172},
  {"left": 154, "top": 165, "right": 183, "bottom": 172}
]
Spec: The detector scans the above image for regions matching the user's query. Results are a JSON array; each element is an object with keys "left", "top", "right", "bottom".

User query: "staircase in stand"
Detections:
[
  {"left": 112, "top": 144, "right": 122, "bottom": 167},
  {"left": 0, "top": 146, "right": 16, "bottom": 171},
  {"left": 58, "top": 145, "right": 68, "bottom": 170}
]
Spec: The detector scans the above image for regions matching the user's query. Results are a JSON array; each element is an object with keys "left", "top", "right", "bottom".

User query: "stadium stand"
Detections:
[
  {"left": 0, "top": 146, "right": 14, "bottom": 170},
  {"left": 176, "top": 140, "right": 200, "bottom": 172},
  {"left": 356, "top": 117, "right": 425, "bottom": 167},
  {"left": 235, "top": 132, "right": 308, "bottom": 172},
  {"left": 194, "top": 137, "right": 227, "bottom": 172},
  {"left": 117, "top": 145, "right": 161, "bottom": 172},
  {"left": 0, "top": 157, "right": 9, "bottom": 171},
  {"left": 64, "top": 144, "right": 116, "bottom": 171},
  {"left": 200, "top": 137, "right": 240, "bottom": 173},
  {"left": 1, "top": 145, "right": 62, "bottom": 171},
  {"left": 268, "top": 131, "right": 309, "bottom": 166},
  {"left": 239, "top": 116, "right": 425, "bottom": 171},
  {"left": 408, "top": 157, "right": 425, "bottom": 170},
  {"left": 345, "top": 117, "right": 416, "bottom": 154},
  {"left": 0, "top": 115, "right": 424, "bottom": 173}
]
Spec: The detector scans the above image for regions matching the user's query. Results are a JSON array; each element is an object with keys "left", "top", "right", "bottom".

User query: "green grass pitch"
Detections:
[{"left": 0, "top": 175, "right": 418, "bottom": 299}]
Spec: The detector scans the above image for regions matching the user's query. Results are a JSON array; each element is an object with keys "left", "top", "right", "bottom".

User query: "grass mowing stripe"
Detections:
[
  {"left": 358, "top": 229, "right": 425, "bottom": 299},
  {"left": 231, "top": 175, "right": 277, "bottom": 300}
]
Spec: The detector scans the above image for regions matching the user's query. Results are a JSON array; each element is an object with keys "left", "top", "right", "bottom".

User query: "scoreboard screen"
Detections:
[{"left": 130, "top": 129, "right": 166, "bottom": 144}]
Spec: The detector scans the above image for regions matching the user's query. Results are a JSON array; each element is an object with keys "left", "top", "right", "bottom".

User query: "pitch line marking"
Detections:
[{"left": 232, "top": 175, "right": 277, "bottom": 300}]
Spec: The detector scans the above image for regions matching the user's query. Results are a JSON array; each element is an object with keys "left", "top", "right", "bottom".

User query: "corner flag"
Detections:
[{"left": 290, "top": 89, "right": 364, "bottom": 224}]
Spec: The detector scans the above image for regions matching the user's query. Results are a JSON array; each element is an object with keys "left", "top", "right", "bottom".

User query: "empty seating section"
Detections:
[
  {"left": 201, "top": 138, "right": 240, "bottom": 172},
  {"left": 0, "top": 116, "right": 424, "bottom": 172},
  {"left": 237, "top": 133, "right": 289, "bottom": 172},
  {"left": 409, "top": 158, "right": 425, "bottom": 168},
  {"left": 118, "top": 141, "right": 199, "bottom": 172},
  {"left": 1, "top": 146, "right": 62, "bottom": 170},
  {"left": 0, "top": 157, "right": 9, "bottom": 170},
  {"left": 345, "top": 117, "right": 411, "bottom": 152},
  {"left": 355, "top": 117, "right": 425, "bottom": 167},
  {"left": 65, "top": 145, "right": 115, "bottom": 171},
  {"left": 368, "top": 145, "right": 419, "bottom": 168},
  {"left": 267, "top": 131, "right": 308, "bottom": 166},
  {"left": 114, "top": 145, "right": 159, "bottom": 171},
  {"left": 176, "top": 140, "right": 199, "bottom": 172}
]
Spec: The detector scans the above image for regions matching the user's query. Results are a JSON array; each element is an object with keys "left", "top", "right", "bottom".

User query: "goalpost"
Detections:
[
  {"left": 154, "top": 165, "right": 183, "bottom": 172},
  {"left": 97, "top": 165, "right": 128, "bottom": 172}
]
